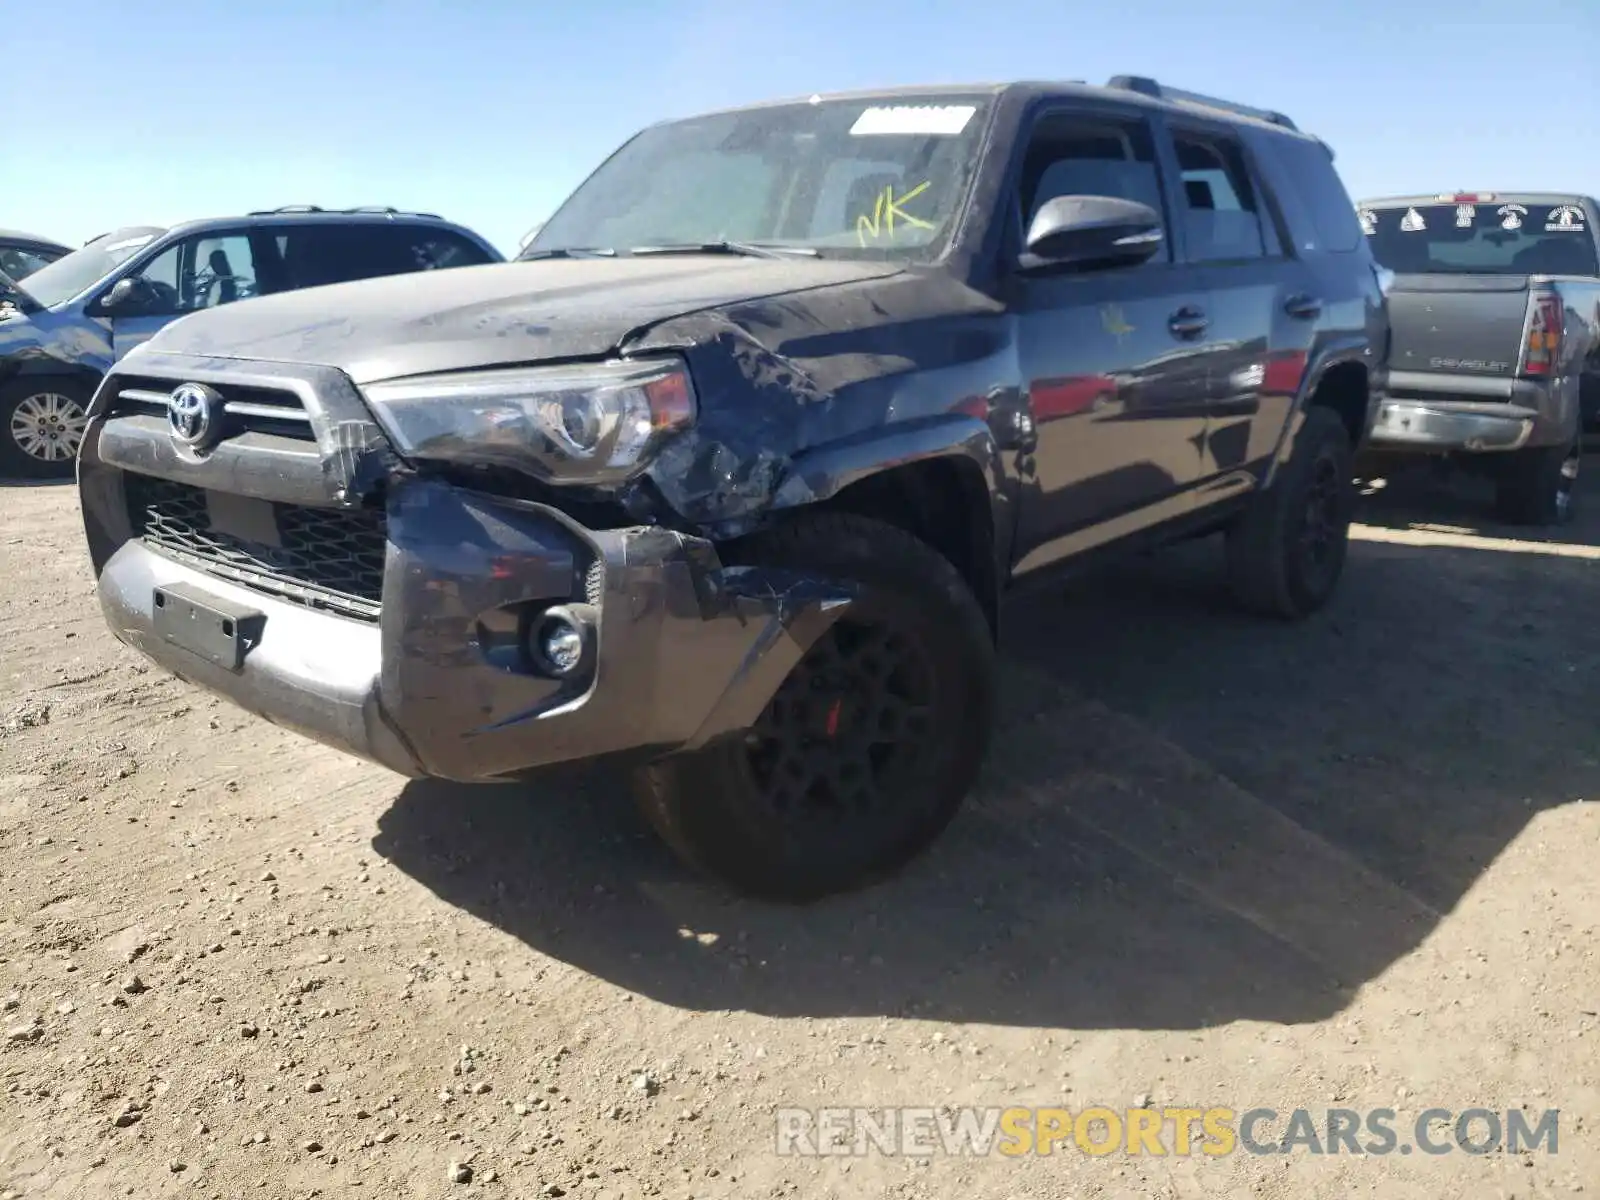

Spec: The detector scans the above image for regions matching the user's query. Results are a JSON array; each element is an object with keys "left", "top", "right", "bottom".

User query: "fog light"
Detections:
[
  {"left": 526, "top": 603, "right": 597, "bottom": 678},
  {"left": 540, "top": 618, "right": 584, "bottom": 674}
]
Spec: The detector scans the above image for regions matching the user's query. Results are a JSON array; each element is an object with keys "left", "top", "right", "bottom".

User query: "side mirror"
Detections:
[
  {"left": 97, "top": 275, "right": 159, "bottom": 316},
  {"left": 1020, "top": 195, "right": 1164, "bottom": 272}
]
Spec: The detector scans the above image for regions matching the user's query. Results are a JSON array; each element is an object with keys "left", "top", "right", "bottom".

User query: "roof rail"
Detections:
[
  {"left": 242, "top": 204, "right": 446, "bottom": 220},
  {"left": 1106, "top": 75, "right": 1299, "bottom": 131},
  {"left": 344, "top": 205, "right": 445, "bottom": 219}
]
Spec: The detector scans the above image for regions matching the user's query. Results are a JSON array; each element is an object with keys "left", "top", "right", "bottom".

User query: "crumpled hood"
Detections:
[{"left": 137, "top": 256, "right": 906, "bottom": 385}]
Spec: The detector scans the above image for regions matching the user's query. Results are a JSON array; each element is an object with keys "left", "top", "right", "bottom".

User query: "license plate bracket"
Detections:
[{"left": 152, "top": 582, "right": 263, "bottom": 672}]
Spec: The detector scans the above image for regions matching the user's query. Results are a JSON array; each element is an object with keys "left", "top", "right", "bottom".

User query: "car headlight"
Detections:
[{"left": 360, "top": 357, "right": 696, "bottom": 485}]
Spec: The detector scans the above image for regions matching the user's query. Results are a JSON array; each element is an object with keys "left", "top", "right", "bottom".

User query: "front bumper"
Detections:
[{"left": 86, "top": 472, "right": 852, "bottom": 782}]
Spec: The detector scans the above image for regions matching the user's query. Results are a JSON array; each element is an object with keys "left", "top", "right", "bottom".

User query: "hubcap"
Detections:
[
  {"left": 744, "top": 617, "right": 938, "bottom": 830},
  {"left": 9, "top": 392, "right": 88, "bottom": 463}
]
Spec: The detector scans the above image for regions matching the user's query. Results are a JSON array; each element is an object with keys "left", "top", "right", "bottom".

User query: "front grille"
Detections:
[
  {"left": 127, "top": 475, "right": 386, "bottom": 622},
  {"left": 111, "top": 375, "right": 316, "bottom": 442}
]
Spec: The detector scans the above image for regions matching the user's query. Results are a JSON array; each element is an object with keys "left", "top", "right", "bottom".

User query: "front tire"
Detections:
[
  {"left": 1494, "top": 438, "right": 1579, "bottom": 527},
  {"left": 0, "top": 377, "right": 93, "bottom": 480},
  {"left": 635, "top": 512, "right": 996, "bottom": 902},
  {"left": 1225, "top": 405, "right": 1355, "bottom": 619}
]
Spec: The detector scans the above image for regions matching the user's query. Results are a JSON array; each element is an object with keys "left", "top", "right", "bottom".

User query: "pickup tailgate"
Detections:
[{"left": 1386, "top": 273, "right": 1529, "bottom": 380}]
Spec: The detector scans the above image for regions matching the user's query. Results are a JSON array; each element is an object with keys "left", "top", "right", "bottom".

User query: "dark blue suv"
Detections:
[{"left": 0, "top": 206, "right": 502, "bottom": 477}]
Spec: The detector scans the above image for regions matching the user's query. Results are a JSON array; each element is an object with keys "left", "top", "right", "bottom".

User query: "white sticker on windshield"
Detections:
[
  {"left": 849, "top": 105, "right": 976, "bottom": 136},
  {"left": 1400, "top": 207, "right": 1426, "bottom": 232},
  {"left": 105, "top": 235, "right": 156, "bottom": 254},
  {"left": 1359, "top": 208, "right": 1377, "bottom": 236},
  {"left": 1546, "top": 204, "right": 1586, "bottom": 232},
  {"left": 1455, "top": 204, "right": 1476, "bottom": 228},
  {"left": 1498, "top": 204, "right": 1528, "bottom": 231}
]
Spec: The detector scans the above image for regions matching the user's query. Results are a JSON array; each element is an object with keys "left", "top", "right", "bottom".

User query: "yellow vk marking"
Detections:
[{"left": 856, "top": 181, "right": 936, "bottom": 246}]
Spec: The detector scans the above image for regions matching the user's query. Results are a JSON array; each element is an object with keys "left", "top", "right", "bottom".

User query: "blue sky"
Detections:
[{"left": 8, "top": 0, "right": 1597, "bottom": 257}]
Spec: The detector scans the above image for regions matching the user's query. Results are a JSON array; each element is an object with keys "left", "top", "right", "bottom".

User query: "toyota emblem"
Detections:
[{"left": 167, "top": 383, "right": 219, "bottom": 449}]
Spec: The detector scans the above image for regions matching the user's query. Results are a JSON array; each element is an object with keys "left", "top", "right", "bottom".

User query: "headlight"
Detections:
[{"left": 360, "top": 357, "right": 696, "bottom": 485}]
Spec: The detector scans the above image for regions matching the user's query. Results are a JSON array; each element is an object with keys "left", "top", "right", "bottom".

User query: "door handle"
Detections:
[
  {"left": 1168, "top": 306, "right": 1209, "bottom": 339},
  {"left": 1284, "top": 293, "right": 1323, "bottom": 320}
]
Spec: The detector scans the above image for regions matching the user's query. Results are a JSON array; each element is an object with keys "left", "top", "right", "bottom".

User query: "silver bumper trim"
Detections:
[{"left": 1368, "top": 401, "right": 1536, "bottom": 452}]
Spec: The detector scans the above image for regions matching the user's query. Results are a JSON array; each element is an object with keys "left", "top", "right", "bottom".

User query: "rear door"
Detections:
[{"left": 1163, "top": 121, "right": 1318, "bottom": 478}]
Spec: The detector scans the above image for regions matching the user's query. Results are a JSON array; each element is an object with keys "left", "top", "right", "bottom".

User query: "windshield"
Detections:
[
  {"left": 1362, "top": 202, "right": 1597, "bottom": 275},
  {"left": 524, "top": 94, "right": 995, "bottom": 261},
  {"left": 0, "top": 244, "right": 62, "bottom": 281},
  {"left": 21, "top": 226, "right": 167, "bottom": 308}
]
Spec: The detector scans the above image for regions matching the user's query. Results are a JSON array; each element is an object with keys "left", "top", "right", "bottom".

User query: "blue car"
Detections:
[{"left": 0, "top": 207, "right": 503, "bottom": 477}]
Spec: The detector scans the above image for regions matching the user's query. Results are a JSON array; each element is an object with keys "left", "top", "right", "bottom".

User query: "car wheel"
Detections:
[
  {"left": 1494, "top": 439, "right": 1579, "bottom": 527},
  {"left": 634, "top": 512, "right": 996, "bottom": 901},
  {"left": 1225, "top": 405, "right": 1355, "bottom": 619},
  {"left": 0, "top": 377, "right": 93, "bottom": 479}
]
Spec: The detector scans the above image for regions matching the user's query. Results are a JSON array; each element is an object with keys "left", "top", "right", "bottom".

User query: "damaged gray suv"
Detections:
[{"left": 80, "top": 79, "right": 1385, "bottom": 899}]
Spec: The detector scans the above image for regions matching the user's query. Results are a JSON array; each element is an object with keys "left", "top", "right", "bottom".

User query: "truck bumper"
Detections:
[
  {"left": 87, "top": 474, "right": 853, "bottom": 782},
  {"left": 1368, "top": 369, "right": 1576, "bottom": 453},
  {"left": 1367, "top": 399, "right": 1537, "bottom": 452}
]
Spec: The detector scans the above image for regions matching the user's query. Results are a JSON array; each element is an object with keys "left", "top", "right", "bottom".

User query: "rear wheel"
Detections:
[
  {"left": 0, "top": 377, "right": 92, "bottom": 479},
  {"left": 635, "top": 512, "right": 996, "bottom": 901},
  {"left": 1494, "top": 439, "right": 1579, "bottom": 527},
  {"left": 1225, "top": 405, "right": 1355, "bottom": 619}
]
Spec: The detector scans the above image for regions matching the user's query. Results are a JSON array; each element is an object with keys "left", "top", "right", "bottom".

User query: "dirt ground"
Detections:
[{"left": 1, "top": 460, "right": 1597, "bottom": 1200}]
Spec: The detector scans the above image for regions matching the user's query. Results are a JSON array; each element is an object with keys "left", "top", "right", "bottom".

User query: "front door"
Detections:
[
  {"left": 104, "top": 230, "right": 263, "bottom": 361},
  {"left": 1006, "top": 106, "right": 1211, "bottom": 573}
]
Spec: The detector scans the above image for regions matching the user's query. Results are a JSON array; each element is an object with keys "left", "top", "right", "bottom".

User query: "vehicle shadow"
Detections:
[
  {"left": 1353, "top": 442, "right": 1600, "bottom": 544},
  {"left": 372, "top": 480, "right": 1600, "bottom": 1030}
]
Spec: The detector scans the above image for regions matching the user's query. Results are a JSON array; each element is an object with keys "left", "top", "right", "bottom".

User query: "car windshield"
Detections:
[
  {"left": 0, "top": 244, "right": 62, "bottom": 281},
  {"left": 1362, "top": 202, "right": 1597, "bottom": 275},
  {"left": 20, "top": 226, "right": 167, "bottom": 308},
  {"left": 523, "top": 94, "right": 995, "bottom": 262}
]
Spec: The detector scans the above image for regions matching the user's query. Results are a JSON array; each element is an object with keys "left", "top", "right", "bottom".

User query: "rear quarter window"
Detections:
[{"left": 1256, "top": 134, "right": 1365, "bottom": 253}]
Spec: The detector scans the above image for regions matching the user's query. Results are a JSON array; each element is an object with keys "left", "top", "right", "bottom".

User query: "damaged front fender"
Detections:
[{"left": 621, "top": 275, "right": 1015, "bottom": 537}]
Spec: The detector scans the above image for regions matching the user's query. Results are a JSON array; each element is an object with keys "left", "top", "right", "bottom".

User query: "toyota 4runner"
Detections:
[{"left": 80, "top": 78, "right": 1388, "bottom": 900}]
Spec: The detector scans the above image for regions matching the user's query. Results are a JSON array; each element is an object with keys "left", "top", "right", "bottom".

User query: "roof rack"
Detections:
[
  {"left": 244, "top": 205, "right": 445, "bottom": 219},
  {"left": 1106, "top": 75, "right": 1299, "bottom": 131}
]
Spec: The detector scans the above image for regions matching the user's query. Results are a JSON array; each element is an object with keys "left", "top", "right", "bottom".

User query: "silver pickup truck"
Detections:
[{"left": 1356, "top": 192, "right": 1600, "bottom": 525}]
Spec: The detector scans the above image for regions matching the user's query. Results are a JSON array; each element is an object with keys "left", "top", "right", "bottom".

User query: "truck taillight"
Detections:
[{"left": 1522, "top": 292, "right": 1564, "bottom": 377}]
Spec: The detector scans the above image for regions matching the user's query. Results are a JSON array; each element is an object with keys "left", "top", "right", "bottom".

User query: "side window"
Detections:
[
  {"left": 118, "top": 242, "right": 182, "bottom": 315},
  {"left": 187, "top": 234, "right": 259, "bottom": 309},
  {"left": 119, "top": 233, "right": 258, "bottom": 314},
  {"left": 1015, "top": 112, "right": 1170, "bottom": 264},
  {"left": 1262, "top": 136, "right": 1365, "bottom": 253},
  {"left": 1170, "top": 131, "right": 1267, "bottom": 262},
  {"left": 410, "top": 232, "right": 496, "bottom": 270},
  {"left": 277, "top": 226, "right": 490, "bottom": 291},
  {"left": 278, "top": 227, "right": 397, "bottom": 290}
]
